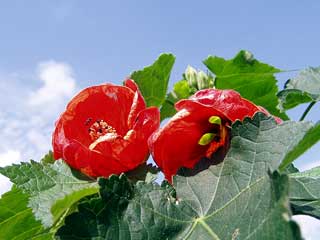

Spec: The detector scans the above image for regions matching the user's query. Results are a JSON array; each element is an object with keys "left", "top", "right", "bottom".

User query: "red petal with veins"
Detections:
[
  {"left": 52, "top": 80, "right": 160, "bottom": 177},
  {"left": 149, "top": 89, "right": 281, "bottom": 182}
]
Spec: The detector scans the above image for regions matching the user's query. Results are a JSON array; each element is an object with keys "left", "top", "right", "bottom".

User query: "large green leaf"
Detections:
[
  {"left": 289, "top": 167, "right": 320, "bottom": 219},
  {"left": 160, "top": 80, "right": 192, "bottom": 121},
  {"left": 0, "top": 186, "right": 52, "bottom": 240},
  {"left": 160, "top": 80, "right": 193, "bottom": 121},
  {"left": 0, "top": 160, "right": 99, "bottom": 228},
  {"left": 56, "top": 113, "right": 312, "bottom": 239},
  {"left": 204, "top": 50, "right": 288, "bottom": 120},
  {"left": 131, "top": 53, "right": 175, "bottom": 107},
  {"left": 278, "top": 67, "right": 320, "bottom": 111},
  {"left": 279, "top": 122, "right": 320, "bottom": 171},
  {"left": 160, "top": 93, "right": 177, "bottom": 121}
]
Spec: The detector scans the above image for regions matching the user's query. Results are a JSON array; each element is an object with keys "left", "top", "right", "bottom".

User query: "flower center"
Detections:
[
  {"left": 198, "top": 116, "right": 230, "bottom": 158},
  {"left": 87, "top": 119, "right": 117, "bottom": 141}
]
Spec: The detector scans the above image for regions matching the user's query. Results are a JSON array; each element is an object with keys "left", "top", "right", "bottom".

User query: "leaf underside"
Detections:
[
  {"left": 0, "top": 160, "right": 99, "bottom": 228},
  {"left": 289, "top": 167, "right": 320, "bottom": 219}
]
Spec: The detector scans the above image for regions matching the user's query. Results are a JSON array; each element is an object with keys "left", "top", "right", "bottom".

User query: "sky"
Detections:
[{"left": 0, "top": 1, "right": 320, "bottom": 239}]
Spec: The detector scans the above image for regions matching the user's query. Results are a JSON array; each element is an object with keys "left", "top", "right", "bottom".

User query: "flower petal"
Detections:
[
  {"left": 89, "top": 107, "right": 160, "bottom": 170},
  {"left": 148, "top": 109, "right": 213, "bottom": 181},
  {"left": 62, "top": 140, "right": 129, "bottom": 177},
  {"left": 176, "top": 89, "right": 263, "bottom": 122},
  {"left": 124, "top": 79, "right": 147, "bottom": 129}
]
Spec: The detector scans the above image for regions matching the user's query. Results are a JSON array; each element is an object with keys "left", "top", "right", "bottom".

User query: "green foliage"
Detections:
[
  {"left": 131, "top": 53, "right": 175, "bottom": 107},
  {"left": 40, "top": 151, "right": 55, "bottom": 164},
  {"left": 56, "top": 113, "right": 313, "bottom": 240},
  {"left": 204, "top": 50, "right": 288, "bottom": 120},
  {"left": 277, "top": 89, "right": 313, "bottom": 111},
  {"left": 279, "top": 122, "right": 320, "bottom": 171},
  {"left": 0, "top": 186, "right": 53, "bottom": 240},
  {"left": 125, "top": 162, "right": 159, "bottom": 183},
  {"left": 278, "top": 67, "right": 320, "bottom": 111},
  {"left": 289, "top": 167, "right": 320, "bottom": 219},
  {"left": 160, "top": 80, "right": 193, "bottom": 120},
  {"left": 0, "top": 160, "right": 99, "bottom": 228},
  {"left": 160, "top": 93, "right": 179, "bottom": 121}
]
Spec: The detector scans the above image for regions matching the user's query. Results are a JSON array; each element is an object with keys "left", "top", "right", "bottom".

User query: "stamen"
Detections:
[
  {"left": 198, "top": 133, "right": 216, "bottom": 146},
  {"left": 88, "top": 120, "right": 117, "bottom": 141},
  {"left": 209, "top": 116, "right": 221, "bottom": 125}
]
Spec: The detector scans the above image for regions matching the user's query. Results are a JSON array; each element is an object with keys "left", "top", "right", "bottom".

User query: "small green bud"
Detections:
[
  {"left": 243, "top": 50, "right": 254, "bottom": 62},
  {"left": 197, "top": 70, "right": 210, "bottom": 90},
  {"left": 185, "top": 65, "right": 198, "bottom": 88}
]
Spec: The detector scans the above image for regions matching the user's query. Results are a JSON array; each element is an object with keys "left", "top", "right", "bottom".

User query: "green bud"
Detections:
[
  {"left": 185, "top": 65, "right": 198, "bottom": 88},
  {"left": 197, "top": 71, "right": 210, "bottom": 90},
  {"left": 198, "top": 133, "right": 216, "bottom": 146},
  {"left": 243, "top": 50, "right": 254, "bottom": 62}
]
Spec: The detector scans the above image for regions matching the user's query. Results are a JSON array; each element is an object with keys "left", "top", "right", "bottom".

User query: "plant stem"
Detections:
[{"left": 299, "top": 101, "right": 316, "bottom": 121}]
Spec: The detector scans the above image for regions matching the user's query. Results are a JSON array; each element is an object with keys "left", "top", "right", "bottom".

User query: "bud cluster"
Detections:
[{"left": 184, "top": 66, "right": 215, "bottom": 91}]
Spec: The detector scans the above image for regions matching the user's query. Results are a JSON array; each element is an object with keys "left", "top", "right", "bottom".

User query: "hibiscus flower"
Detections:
[
  {"left": 53, "top": 79, "right": 160, "bottom": 177},
  {"left": 149, "top": 89, "right": 281, "bottom": 182}
]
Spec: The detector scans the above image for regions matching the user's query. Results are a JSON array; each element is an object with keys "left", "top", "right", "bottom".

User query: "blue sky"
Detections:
[{"left": 0, "top": 1, "right": 320, "bottom": 238}]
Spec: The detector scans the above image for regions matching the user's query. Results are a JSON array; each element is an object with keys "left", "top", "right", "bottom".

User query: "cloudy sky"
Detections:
[{"left": 0, "top": 1, "right": 320, "bottom": 239}]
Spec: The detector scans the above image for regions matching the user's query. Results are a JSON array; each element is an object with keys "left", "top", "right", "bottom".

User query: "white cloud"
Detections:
[
  {"left": 29, "top": 61, "right": 76, "bottom": 107},
  {"left": 0, "top": 149, "right": 21, "bottom": 196},
  {"left": 0, "top": 175, "right": 12, "bottom": 196},
  {"left": 293, "top": 215, "right": 320, "bottom": 240},
  {"left": 0, "top": 149, "right": 21, "bottom": 167},
  {"left": 0, "top": 61, "right": 78, "bottom": 196},
  {"left": 25, "top": 61, "right": 77, "bottom": 156}
]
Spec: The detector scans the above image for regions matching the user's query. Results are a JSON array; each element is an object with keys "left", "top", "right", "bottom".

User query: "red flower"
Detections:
[
  {"left": 52, "top": 79, "right": 160, "bottom": 177},
  {"left": 149, "top": 89, "right": 281, "bottom": 182}
]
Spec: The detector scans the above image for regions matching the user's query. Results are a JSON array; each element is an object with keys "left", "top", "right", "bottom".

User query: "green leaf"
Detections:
[
  {"left": 40, "top": 151, "right": 55, "bottom": 165},
  {"left": 0, "top": 186, "right": 53, "bottom": 240},
  {"left": 204, "top": 50, "right": 288, "bottom": 120},
  {"left": 289, "top": 167, "right": 320, "bottom": 219},
  {"left": 278, "top": 67, "right": 320, "bottom": 111},
  {"left": 160, "top": 80, "right": 193, "bottom": 120},
  {"left": 131, "top": 53, "right": 175, "bottom": 107},
  {"left": 160, "top": 95, "right": 177, "bottom": 121},
  {"left": 285, "top": 67, "right": 320, "bottom": 97},
  {"left": 279, "top": 121, "right": 320, "bottom": 171},
  {"left": 277, "top": 89, "right": 314, "bottom": 111},
  {"left": 283, "top": 164, "right": 299, "bottom": 175},
  {"left": 173, "top": 79, "right": 191, "bottom": 99},
  {"left": 125, "top": 162, "right": 159, "bottom": 183},
  {"left": 0, "top": 160, "right": 99, "bottom": 228},
  {"left": 56, "top": 113, "right": 311, "bottom": 239}
]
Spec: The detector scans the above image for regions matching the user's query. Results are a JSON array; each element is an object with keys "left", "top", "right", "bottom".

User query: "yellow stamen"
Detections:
[
  {"left": 209, "top": 116, "right": 221, "bottom": 125},
  {"left": 198, "top": 133, "right": 216, "bottom": 146},
  {"left": 88, "top": 120, "right": 116, "bottom": 141}
]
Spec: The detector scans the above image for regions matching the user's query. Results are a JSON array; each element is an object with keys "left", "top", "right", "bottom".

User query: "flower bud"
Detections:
[
  {"left": 185, "top": 65, "right": 198, "bottom": 88},
  {"left": 244, "top": 50, "right": 254, "bottom": 62},
  {"left": 197, "top": 70, "right": 211, "bottom": 90}
]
